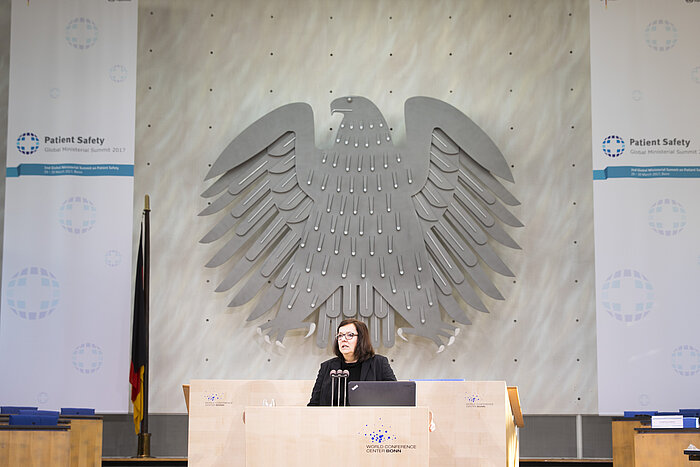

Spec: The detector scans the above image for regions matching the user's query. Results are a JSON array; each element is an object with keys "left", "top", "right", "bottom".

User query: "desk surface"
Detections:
[
  {"left": 636, "top": 428, "right": 700, "bottom": 434},
  {"left": 0, "top": 425, "right": 70, "bottom": 431}
]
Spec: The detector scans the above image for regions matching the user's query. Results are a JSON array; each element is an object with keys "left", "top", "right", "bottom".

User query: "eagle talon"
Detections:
[
  {"left": 304, "top": 323, "right": 316, "bottom": 338},
  {"left": 398, "top": 325, "right": 454, "bottom": 350},
  {"left": 397, "top": 328, "right": 409, "bottom": 342}
]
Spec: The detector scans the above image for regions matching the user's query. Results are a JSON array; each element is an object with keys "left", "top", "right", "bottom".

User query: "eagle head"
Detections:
[{"left": 330, "top": 96, "right": 392, "bottom": 149}]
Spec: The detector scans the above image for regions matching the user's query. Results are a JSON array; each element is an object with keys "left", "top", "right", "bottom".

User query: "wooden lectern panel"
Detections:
[
  {"left": 245, "top": 406, "right": 429, "bottom": 467},
  {"left": 187, "top": 380, "right": 314, "bottom": 467},
  {"left": 415, "top": 381, "right": 517, "bottom": 467}
]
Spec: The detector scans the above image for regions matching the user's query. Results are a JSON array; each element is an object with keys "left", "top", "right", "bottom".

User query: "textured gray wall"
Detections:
[
  {"left": 0, "top": 0, "right": 595, "bottom": 417},
  {"left": 0, "top": 0, "right": 605, "bottom": 459},
  {"left": 134, "top": 0, "right": 594, "bottom": 415}
]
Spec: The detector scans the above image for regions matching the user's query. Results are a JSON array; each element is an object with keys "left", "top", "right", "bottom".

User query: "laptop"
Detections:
[{"left": 346, "top": 381, "right": 416, "bottom": 406}]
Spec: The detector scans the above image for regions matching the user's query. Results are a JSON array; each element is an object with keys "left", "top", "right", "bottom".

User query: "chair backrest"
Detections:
[
  {"left": 61, "top": 407, "right": 95, "bottom": 416},
  {"left": 0, "top": 406, "right": 38, "bottom": 414},
  {"left": 8, "top": 413, "right": 59, "bottom": 426}
]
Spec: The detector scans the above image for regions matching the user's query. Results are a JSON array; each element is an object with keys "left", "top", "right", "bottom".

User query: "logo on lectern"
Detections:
[
  {"left": 203, "top": 391, "right": 233, "bottom": 407},
  {"left": 359, "top": 418, "right": 396, "bottom": 444},
  {"left": 465, "top": 393, "right": 494, "bottom": 408},
  {"left": 360, "top": 417, "right": 418, "bottom": 454}
]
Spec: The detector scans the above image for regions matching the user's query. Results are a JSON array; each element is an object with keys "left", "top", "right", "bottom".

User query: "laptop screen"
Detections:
[{"left": 346, "top": 381, "right": 416, "bottom": 406}]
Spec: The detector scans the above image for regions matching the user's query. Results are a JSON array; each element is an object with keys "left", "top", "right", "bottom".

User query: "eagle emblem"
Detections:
[{"left": 201, "top": 96, "right": 522, "bottom": 352}]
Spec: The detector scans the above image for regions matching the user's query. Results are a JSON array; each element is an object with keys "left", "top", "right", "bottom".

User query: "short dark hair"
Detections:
[{"left": 333, "top": 318, "right": 375, "bottom": 362}]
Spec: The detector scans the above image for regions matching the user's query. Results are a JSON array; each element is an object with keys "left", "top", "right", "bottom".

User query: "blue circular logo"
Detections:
[
  {"left": 66, "top": 17, "right": 98, "bottom": 50},
  {"left": 602, "top": 135, "right": 625, "bottom": 157},
  {"left": 37, "top": 392, "right": 49, "bottom": 404},
  {"left": 671, "top": 345, "right": 700, "bottom": 376},
  {"left": 49, "top": 88, "right": 60, "bottom": 99},
  {"left": 109, "top": 65, "right": 127, "bottom": 83},
  {"left": 645, "top": 19, "right": 678, "bottom": 51},
  {"left": 72, "top": 343, "right": 104, "bottom": 374},
  {"left": 6, "top": 267, "right": 60, "bottom": 320},
  {"left": 638, "top": 394, "right": 650, "bottom": 407},
  {"left": 600, "top": 269, "right": 654, "bottom": 323},
  {"left": 648, "top": 199, "right": 686, "bottom": 236},
  {"left": 59, "top": 197, "right": 97, "bottom": 234},
  {"left": 105, "top": 249, "right": 122, "bottom": 267},
  {"left": 17, "top": 132, "right": 40, "bottom": 155}
]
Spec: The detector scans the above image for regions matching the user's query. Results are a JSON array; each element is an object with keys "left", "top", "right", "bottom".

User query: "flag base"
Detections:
[{"left": 136, "top": 432, "right": 152, "bottom": 458}]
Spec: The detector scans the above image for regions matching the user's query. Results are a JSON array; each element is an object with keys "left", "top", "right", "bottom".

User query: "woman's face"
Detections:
[{"left": 337, "top": 323, "right": 358, "bottom": 362}]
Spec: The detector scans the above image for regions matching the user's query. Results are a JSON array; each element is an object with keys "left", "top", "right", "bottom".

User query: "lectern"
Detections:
[{"left": 186, "top": 379, "right": 521, "bottom": 466}]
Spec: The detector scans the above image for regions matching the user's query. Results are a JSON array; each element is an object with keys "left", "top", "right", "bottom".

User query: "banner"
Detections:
[
  {"left": 0, "top": 0, "right": 137, "bottom": 412},
  {"left": 590, "top": 0, "right": 700, "bottom": 414}
]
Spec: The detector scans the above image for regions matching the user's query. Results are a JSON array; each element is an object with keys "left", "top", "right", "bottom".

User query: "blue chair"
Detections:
[
  {"left": 1, "top": 406, "right": 38, "bottom": 414},
  {"left": 61, "top": 407, "right": 95, "bottom": 416},
  {"left": 19, "top": 409, "right": 60, "bottom": 417},
  {"left": 8, "top": 414, "right": 59, "bottom": 426}
]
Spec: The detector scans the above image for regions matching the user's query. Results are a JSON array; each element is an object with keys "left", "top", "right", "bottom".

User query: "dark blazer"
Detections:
[{"left": 307, "top": 354, "right": 396, "bottom": 406}]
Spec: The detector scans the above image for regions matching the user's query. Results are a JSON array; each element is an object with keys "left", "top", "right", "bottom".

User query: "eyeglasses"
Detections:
[{"left": 336, "top": 332, "right": 357, "bottom": 341}]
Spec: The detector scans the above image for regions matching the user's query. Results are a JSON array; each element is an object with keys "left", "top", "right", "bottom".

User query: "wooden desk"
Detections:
[
  {"left": 612, "top": 417, "right": 646, "bottom": 467},
  {"left": 633, "top": 428, "right": 700, "bottom": 467},
  {"left": 0, "top": 415, "right": 101, "bottom": 466},
  {"left": 0, "top": 425, "right": 71, "bottom": 467},
  {"left": 62, "top": 416, "right": 103, "bottom": 467},
  {"left": 245, "top": 406, "right": 429, "bottom": 466}
]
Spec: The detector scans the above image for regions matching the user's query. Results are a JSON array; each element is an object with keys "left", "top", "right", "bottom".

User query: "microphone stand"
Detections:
[
  {"left": 342, "top": 370, "right": 349, "bottom": 406},
  {"left": 336, "top": 370, "right": 342, "bottom": 407},
  {"left": 329, "top": 370, "right": 337, "bottom": 407}
]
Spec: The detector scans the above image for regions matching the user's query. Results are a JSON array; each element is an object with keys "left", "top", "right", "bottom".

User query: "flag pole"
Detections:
[{"left": 137, "top": 194, "right": 152, "bottom": 457}]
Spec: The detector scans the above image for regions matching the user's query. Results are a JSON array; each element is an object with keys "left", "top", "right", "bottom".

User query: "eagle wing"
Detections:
[
  {"left": 200, "top": 103, "right": 319, "bottom": 333},
  {"left": 401, "top": 96, "right": 522, "bottom": 339}
]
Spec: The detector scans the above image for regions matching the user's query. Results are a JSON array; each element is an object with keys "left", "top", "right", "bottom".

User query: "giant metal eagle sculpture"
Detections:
[{"left": 200, "top": 96, "right": 522, "bottom": 352}]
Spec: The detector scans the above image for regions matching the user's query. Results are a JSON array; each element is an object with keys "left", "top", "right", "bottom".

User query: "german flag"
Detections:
[{"left": 129, "top": 228, "right": 147, "bottom": 434}]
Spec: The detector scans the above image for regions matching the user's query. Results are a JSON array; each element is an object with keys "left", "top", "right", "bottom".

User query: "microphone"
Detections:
[
  {"left": 342, "top": 370, "right": 350, "bottom": 406},
  {"left": 329, "top": 370, "right": 337, "bottom": 407},
  {"left": 336, "top": 370, "right": 342, "bottom": 407}
]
